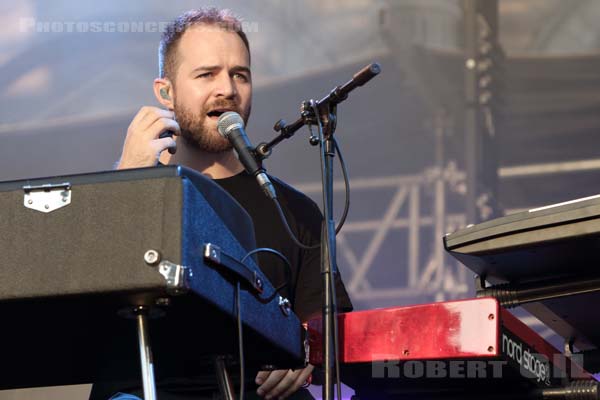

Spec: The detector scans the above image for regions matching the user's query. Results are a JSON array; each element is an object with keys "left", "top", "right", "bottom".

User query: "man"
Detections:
[{"left": 90, "top": 8, "right": 352, "bottom": 400}]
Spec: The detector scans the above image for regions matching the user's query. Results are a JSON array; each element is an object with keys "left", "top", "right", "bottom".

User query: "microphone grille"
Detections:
[{"left": 217, "top": 111, "right": 244, "bottom": 137}]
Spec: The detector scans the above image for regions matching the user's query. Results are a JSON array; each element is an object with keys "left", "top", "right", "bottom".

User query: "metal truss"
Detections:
[{"left": 295, "top": 163, "right": 470, "bottom": 306}]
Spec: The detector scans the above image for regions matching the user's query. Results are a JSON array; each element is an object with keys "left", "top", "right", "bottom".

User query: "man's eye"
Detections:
[
  {"left": 233, "top": 73, "right": 248, "bottom": 82},
  {"left": 196, "top": 72, "right": 212, "bottom": 78}
]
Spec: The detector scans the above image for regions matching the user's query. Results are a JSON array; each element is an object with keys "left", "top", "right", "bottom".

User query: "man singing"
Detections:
[{"left": 90, "top": 7, "right": 352, "bottom": 400}]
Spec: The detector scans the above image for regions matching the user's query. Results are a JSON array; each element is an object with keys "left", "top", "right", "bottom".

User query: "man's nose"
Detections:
[{"left": 214, "top": 73, "right": 237, "bottom": 98}]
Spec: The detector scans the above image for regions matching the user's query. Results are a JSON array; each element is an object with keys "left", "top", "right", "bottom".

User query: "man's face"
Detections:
[{"left": 172, "top": 25, "right": 252, "bottom": 153}]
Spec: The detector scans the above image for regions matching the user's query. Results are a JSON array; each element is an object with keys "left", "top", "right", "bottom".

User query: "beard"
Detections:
[{"left": 174, "top": 98, "right": 251, "bottom": 153}]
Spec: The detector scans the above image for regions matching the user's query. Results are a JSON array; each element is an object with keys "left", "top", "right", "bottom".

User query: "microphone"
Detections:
[
  {"left": 217, "top": 111, "right": 277, "bottom": 199},
  {"left": 158, "top": 131, "right": 176, "bottom": 154}
]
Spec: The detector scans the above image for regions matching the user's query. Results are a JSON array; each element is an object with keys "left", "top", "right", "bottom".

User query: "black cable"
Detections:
[
  {"left": 333, "top": 137, "right": 350, "bottom": 234},
  {"left": 272, "top": 198, "right": 320, "bottom": 250},
  {"left": 306, "top": 126, "right": 350, "bottom": 236},
  {"left": 270, "top": 133, "right": 350, "bottom": 252},
  {"left": 236, "top": 281, "right": 245, "bottom": 400},
  {"left": 311, "top": 105, "right": 342, "bottom": 400},
  {"left": 242, "top": 248, "right": 293, "bottom": 302},
  {"left": 236, "top": 249, "right": 292, "bottom": 398}
]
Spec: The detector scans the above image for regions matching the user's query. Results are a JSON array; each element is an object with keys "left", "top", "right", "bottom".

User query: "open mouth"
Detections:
[{"left": 206, "top": 109, "right": 233, "bottom": 119}]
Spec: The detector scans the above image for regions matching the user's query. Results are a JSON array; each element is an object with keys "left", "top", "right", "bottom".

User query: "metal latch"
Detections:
[
  {"left": 23, "top": 182, "right": 71, "bottom": 213},
  {"left": 157, "top": 260, "right": 190, "bottom": 295},
  {"left": 278, "top": 296, "right": 292, "bottom": 316}
]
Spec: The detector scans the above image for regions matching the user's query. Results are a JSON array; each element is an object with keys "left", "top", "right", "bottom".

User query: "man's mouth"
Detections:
[{"left": 206, "top": 108, "right": 235, "bottom": 120}]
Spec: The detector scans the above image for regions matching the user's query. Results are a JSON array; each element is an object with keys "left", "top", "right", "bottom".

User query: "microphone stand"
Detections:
[
  {"left": 318, "top": 103, "right": 340, "bottom": 400},
  {"left": 256, "top": 63, "right": 381, "bottom": 400}
]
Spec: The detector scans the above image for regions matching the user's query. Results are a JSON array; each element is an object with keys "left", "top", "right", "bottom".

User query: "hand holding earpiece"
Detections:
[{"left": 117, "top": 106, "right": 181, "bottom": 169}]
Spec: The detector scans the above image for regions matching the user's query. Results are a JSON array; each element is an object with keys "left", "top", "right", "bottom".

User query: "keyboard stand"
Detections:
[
  {"left": 215, "top": 355, "right": 236, "bottom": 400},
  {"left": 119, "top": 306, "right": 166, "bottom": 400}
]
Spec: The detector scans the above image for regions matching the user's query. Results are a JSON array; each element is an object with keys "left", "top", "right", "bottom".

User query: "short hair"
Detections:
[{"left": 158, "top": 8, "right": 250, "bottom": 79}]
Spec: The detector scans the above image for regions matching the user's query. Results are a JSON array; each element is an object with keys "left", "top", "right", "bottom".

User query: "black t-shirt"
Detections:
[{"left": 214, "top": 171, "right": 352, "bottom": 321}]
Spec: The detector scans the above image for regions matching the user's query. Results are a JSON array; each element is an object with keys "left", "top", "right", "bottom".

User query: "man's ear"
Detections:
[{"left": 153, "top": 78, "right": 174, "bottom": 110}]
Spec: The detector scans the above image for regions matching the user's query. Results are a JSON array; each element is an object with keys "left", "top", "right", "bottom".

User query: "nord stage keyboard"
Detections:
[{"left": 308, "top": 298, "right": 596, "bottom": 399}]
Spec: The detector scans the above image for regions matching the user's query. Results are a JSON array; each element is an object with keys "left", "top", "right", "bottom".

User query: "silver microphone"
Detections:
[{"left": 217, "top": 112, "right": 277, "bottom": 199}]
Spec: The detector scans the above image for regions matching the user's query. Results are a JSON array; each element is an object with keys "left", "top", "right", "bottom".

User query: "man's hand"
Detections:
[
  {"left": 117, "top": 106, "right": 180, "bottom": 169},
  {"left": 255, "top": 364, "right": 314, "bottom": 399}
]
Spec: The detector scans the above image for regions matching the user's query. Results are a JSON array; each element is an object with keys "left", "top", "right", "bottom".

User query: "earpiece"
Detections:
[{"left": 160, "top": 87, "right": 171, "bottom": 100}]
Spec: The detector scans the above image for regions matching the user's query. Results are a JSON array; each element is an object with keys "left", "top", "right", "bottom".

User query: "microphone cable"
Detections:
[
  {"left": 235, "top": 280, "right": 245, "bottom": 400},
  {"left": 270, "top": 133, "right": 351, "bottom": 250},
  {"left": 241, "top": 248, "right": 292, "bottom": 303}
]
